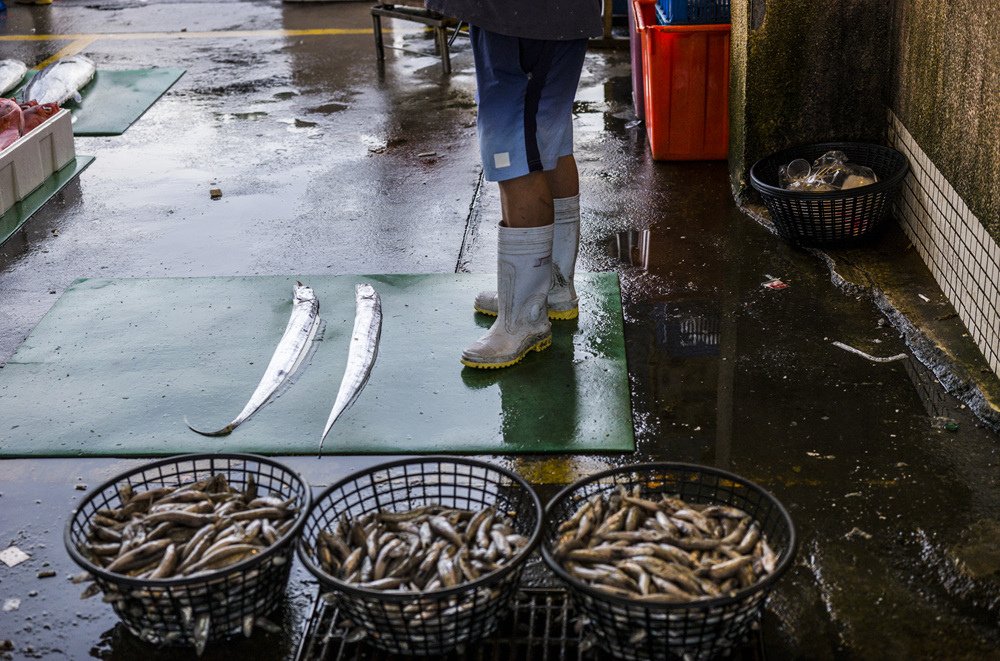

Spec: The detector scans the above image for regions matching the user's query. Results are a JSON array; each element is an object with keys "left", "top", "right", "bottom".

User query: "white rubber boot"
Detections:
[
  {"left": 461, "top": 223, "right": 554, "bottom": 369},
  {"left": 474, "top": 194, "right": 580, "bottom": 320}
]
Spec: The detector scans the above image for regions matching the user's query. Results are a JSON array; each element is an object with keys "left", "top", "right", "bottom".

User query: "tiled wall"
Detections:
[{"left": 888, "top": 110, "right": 1000, "bottom": 377}]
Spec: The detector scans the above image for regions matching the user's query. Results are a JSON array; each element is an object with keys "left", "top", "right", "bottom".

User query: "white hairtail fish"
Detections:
[
  {"left": 23, "top": 55, "right": 96, "bottom": 105},
  {"left": 319, "top": 283, "right": 382, "bottom": 452},
  {"left": 187, "top": 282, "right": 322, "bottom": 436},
  {"left": 0, "top": 60, "right": 28, "bottom": 97}
]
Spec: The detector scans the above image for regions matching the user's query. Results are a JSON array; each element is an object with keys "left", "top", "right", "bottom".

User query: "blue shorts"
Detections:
[{"left": 469, "top": 27, "right": 588, "bottom": 182}]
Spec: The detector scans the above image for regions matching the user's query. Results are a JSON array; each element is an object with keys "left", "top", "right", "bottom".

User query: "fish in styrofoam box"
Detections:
[
  {"left": 23, "top": 55, "right": 96, "bottom": 106},
  {"left": 0, "top": 109, "right": 76, "bottom": 215},
  {"left": 21, "top": 101, "right": 61, "bottom": 133},
  {"left": 0, "top": 60, "right": 28, "bottom": 97},
  {"left": 0, "top": 99, "right": 24, "bottom": 150}
]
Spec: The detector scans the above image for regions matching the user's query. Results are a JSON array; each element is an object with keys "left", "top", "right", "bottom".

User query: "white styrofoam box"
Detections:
[{"left": 0, "top": 109, "right": 75, "bottom": 215}]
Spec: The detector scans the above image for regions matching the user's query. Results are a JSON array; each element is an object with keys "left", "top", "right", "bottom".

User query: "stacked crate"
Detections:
[{"left": 632, "top": 0, "right": 731, "bottom": 160}]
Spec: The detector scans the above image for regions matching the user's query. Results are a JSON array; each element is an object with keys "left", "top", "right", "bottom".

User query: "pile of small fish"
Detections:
[
  {"left": 74, "top": 473, "right": 300, "bottom": 654},
  {"left": 553, "top": 486, "right": 778, "bottom": 604},
  {"left": 78, "top": 473, "right": 298, "bottom": 580},
  {"left": 311, "top": 504, "right": 529, "bottom": 651},
  {"left": 314, "top": 505, "right": 529, "bottom": 592}
]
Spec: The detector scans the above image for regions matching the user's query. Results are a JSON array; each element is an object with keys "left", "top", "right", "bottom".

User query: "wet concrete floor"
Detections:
[{"left": 1, "top": 1, "right": 1000, "bottom": 658}]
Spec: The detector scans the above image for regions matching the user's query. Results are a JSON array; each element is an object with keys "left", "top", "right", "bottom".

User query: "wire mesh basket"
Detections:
[
  {"left": 297, "top": 456, "right": 543, "bottom": 656},
  {"left": 540, "top": 463, "right": 796, "bottom": 661},
  {"left": 64, "top": 453, "right": 311, "bottom": 650},
  {"left": 750, "top": 142, "right": 909, "bottom": 246}
]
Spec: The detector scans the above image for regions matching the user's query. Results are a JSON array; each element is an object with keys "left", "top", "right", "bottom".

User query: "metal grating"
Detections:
[{"left": 295, "top": 588, "right": 766, "bottom": 661}]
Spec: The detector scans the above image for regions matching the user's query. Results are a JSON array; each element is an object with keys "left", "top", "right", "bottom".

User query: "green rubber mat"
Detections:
[
  {"left": 18, "top": 68, "right": 185, "bottom": 136},
  {"left": 0, "top": 274, "right": 634, "bottom": 457},
  {"left": 0, "top": 156, "right": 95, "bottom": 247}
]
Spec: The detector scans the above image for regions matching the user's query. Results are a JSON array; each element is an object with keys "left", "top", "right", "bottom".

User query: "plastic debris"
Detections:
[
  {"left": 831, "top": 341, "right": 907, "bottom": 363},
  {"left": 931, "top": 416, "right": 960, "bottom": 432},
  {"left": 762, "top": 273, "right": 789, "bottom": 290},
  {"left": 779, "top": 151, "right": 878, "bottom": 192},
  {"left": 625, "top": 119, "right": 642, "bottom": 129},
  {"left": 844, "top": 527, "right": 872, "bottom": 540},
  {"left": 917, "top": 293, "right": 931, "bottom": 302},
  {"left": 2, "top": 599, "right": 20, "bottom": 612},
  {"left": 0, "top": 546, "right": 30, "bottom": 568},
  {"left": 417, "top": 151, "right": 437, "bottom": 158}
]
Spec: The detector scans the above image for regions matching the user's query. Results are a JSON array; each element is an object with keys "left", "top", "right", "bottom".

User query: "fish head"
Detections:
[
  {"left": 293, "top": 282, "right": 317, "bottom": 304},
  {"left": 0, "top": 98, "right": 21, "bottom": 116},
  {"left": 0, "top": 99, "right": 23, "bottom": 134},
  {"left": 36, "top": 102, "right": 60, "bottom": 119},
  {"left": 19, "top": 102, "right": 60, "bottom": 132}
]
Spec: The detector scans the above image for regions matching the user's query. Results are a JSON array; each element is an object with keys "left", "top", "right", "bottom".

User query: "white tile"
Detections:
[{"left": 893, "top": 113, "right": 999, "bottom": 376}]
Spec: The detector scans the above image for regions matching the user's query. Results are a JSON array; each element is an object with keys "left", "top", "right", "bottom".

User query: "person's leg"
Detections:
[
  {"left": 545, "top": 155, "right": 579, "bottom": 199},
  {"left": 498, "top": 172, "right": 553, "bottom": 228},
  {"left": 462, "top": 27, "right": 554, "bottom": 368},
  {"left": 474, "top": 40, "right": 587, "bottom": 320}
]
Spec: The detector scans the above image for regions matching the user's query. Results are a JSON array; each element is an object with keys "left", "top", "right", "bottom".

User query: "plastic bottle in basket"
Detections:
[{"left": 780, "top": 150, "right": 878, "bottom": 192}]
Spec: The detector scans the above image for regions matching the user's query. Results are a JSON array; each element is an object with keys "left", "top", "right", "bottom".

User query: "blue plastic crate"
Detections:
[{"left": 655, "top": 0, "right": 730, "bottom": 24}]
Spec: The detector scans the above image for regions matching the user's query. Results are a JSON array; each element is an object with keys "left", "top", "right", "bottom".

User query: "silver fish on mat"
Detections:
[
  {"left": 319, "top": 283, "right": 382, "bottom": 452},
  {"left": 23, "top": 55, "right": 96, "bottom": 106},
  {"left": 0, "top": 60, "right": 28, "bottom": 96},
  {"left": 187, "top": 282, "right": 322, "bottom": 436}
]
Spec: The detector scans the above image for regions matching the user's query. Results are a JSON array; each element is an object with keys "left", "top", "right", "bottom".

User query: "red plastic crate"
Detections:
[{"left": 633, "top": 0, "right": 730, "bottom": 160}]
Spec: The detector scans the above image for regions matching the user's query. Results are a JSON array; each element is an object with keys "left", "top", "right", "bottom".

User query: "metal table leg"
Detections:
[
  {"left": 437, "top": 27, "right": 451, "bottom": 74},
  {"left": 373, "top": 13, "right": 385, "bottom": 63}
]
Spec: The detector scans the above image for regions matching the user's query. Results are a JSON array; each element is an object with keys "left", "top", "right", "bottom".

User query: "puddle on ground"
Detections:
[
  {"left": 307, "top": 102, "right": 349, "bottom": 114},
  {"left": 572, "top": 99, "right": 604, "bottom": 114},
  {"left": 214, "top": 111, "right": 269, "bottom": 122}
]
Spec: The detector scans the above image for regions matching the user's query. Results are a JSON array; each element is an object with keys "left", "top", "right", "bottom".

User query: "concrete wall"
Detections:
[
  {"left": 890, "top": 0, "right": 999, "bottom": 238},
  {"left": 887, "top": 0, "right": 1000, "bottom": 377},
  {"left": 729, "top": 0, "right": 893, "bottom": 200}
]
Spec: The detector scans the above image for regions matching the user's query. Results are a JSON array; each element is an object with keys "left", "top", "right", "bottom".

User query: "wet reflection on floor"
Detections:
[{"left": 0, "top": 2, "right": 998, "bottom": 658}]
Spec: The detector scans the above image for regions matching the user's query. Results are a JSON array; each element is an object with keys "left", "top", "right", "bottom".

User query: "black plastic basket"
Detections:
[
  {"left": 540, "top": 463, "right": 796, "bottom": 661},
  {"left": 750, "top": 142, "right": 909, "bottom": 246},
  {"left": 297, "top": 456, "right": 543, "bottom": 656},
  {"left": 65, "top": 453, "right": 311, "bottom": 649}
]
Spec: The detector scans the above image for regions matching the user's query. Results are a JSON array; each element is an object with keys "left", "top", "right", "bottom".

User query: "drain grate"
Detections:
[{"left": 295, "top": 588, "right": 765, "bottom": 661}]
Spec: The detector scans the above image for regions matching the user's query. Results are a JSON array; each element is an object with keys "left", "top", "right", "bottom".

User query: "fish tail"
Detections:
[{"left": 185, "top": 417, "right": 235, "bottom": 437}]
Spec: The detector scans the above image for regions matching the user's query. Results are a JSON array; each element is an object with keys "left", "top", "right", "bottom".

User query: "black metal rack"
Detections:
[{"left": 295, "top": 588, "right": 766, "bottom": 661}]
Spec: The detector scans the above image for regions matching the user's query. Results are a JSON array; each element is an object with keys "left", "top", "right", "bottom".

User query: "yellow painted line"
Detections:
[
  {"left": 33, "top": 36, "right": 98, "bottom": 69},
  {"left": 0, "top": 27, "right": 381, "bottom": 42}
]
